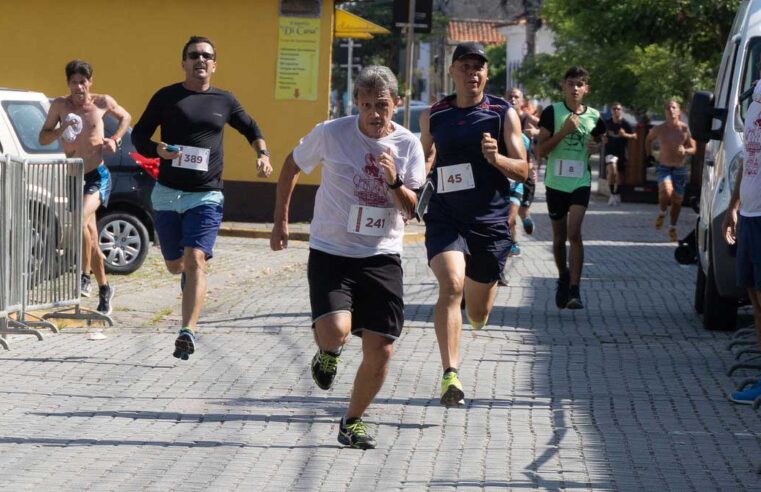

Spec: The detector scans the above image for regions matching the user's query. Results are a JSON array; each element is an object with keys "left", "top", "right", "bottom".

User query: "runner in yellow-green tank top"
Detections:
[{"left": 536, "top": 66, "right": 606, "bottom": 311}]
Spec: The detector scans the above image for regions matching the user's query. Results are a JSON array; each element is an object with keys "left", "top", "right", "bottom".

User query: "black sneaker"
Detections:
[
  {"left": 96, "top": 284, "right": 115, "bottom": 315},
  {"left": 338, "top": 417, "right": 376, "bottom": 449},
  {"left": 311, "top": 350, "right": 340, "bottom": 390},
  {"left": 173, "top": 328, "right": 196, "bottom": 360},
  {"left": 555, "top": 271, "right": 570, "bottom": 309},
  {"left": 566, "top": 285, "right": 584, "bottom": 309},
  {"left": 81, "top": 274, "right": 92, "bottom": 298}
]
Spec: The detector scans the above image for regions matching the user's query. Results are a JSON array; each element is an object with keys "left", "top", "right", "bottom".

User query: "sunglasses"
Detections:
[{"left": 187, "top": 51, "right": 215, "bottom": 61}]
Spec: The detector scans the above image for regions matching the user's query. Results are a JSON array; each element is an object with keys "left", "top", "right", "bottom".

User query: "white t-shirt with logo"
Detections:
[
  {"left": 293, "top": 115, "right": 426, "bottom": 258},
  {"left": 741, "top": 86, "right": 761, "bottom": 216}
]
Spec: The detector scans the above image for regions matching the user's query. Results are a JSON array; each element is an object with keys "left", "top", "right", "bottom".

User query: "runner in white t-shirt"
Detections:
[
  {"left": 725, "top": 80, "right": 761, "bottom": 404},
  {"left": 271, "top": 66, "right": 426, "bottom": 449}
]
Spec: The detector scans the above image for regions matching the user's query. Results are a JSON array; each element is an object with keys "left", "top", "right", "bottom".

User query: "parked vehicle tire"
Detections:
[
  {"left": 97, "top": 211, "right": 149, "bottom": 274},
  {"left": 26, "top": 202, "right": 60, "bottom": 287},
  {"left": 703, "top": 258, "right": 738, "bottom": 331},
  {"left": 695, "top": 263, "right": 705, "bottom": 315}
]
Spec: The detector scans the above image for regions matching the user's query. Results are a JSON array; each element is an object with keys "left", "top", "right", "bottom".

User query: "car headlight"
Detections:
[{"left": 727, "top": 151, "right": 743, "bottom": 193}]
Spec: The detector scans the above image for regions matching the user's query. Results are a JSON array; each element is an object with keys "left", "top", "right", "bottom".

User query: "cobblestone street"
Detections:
[{"left": 1, "top": 187, "right": 758, "bottom": 491}]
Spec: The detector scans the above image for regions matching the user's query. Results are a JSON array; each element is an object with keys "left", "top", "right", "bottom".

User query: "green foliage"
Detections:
[
  {"left": 486, "top": 43, "right": 507, "bottom": 95},
  {"left": 516, "top": 0, "right": 740, "bottom": 114}
]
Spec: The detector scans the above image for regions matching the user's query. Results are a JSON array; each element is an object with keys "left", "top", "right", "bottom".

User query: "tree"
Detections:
[
  {"left": 486, "top": 43, "right": 507, "bottom": 96},
  {"left": 516, "top": 0, "right": 740, "bottom": 115}
]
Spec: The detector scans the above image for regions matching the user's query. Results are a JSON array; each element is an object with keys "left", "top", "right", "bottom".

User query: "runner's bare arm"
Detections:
[
  {"left": 723, "top": 158, "right": 744, "bottom": 245},
  {"left": 482, "top": 107, "right": 527, "bottom": 181},
  {"left": 419, "top": 108, "right": 436, "bottom": 175},
  {"left": 378, "top": 147, "right": 417, "bottom": 219},
  {"left": 38, "top": 98, "right": 67, "bottom": 145},
  {"left": 103, "top": 95, "right": 131, "bottom": 153},
  {"left": 535, "top": 113, "right": 579, "bottom": 160},
  {"left": 644, "top": 125, "right": 658, "bottom": 157},
  {"left": 683, "top": 127, "right": 697, "bottom": 155},
  {"left": 271, "top": 152, "right": 301, "bottom": 251}
]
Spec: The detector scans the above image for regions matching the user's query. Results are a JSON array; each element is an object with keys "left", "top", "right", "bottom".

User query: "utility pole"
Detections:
[
  {"left": 403, "top": 0, "right": 416, "bottom": 128},
  {"left": 346, "top": 38, "right": 355, "bottom": 116}
]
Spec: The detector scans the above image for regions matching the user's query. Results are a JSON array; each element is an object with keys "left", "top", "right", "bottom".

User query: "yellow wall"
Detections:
[{"left": 2, "top": 0, "right": 334, "bottom": 186}]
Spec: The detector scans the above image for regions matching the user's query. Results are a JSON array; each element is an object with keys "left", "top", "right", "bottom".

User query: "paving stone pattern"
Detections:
[{"left": 0, "top": 186, "right": 758, "bottom": 491}]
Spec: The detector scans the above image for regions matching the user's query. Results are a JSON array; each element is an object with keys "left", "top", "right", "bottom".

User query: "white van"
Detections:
[{"left": 689, "top": 0, "right": 758, "bottom": 330}]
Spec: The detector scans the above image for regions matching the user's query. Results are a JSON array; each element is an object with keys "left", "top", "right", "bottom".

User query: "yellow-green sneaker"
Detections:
[{"left": 440, "top": 372, "right": 465, "bottom": 407}]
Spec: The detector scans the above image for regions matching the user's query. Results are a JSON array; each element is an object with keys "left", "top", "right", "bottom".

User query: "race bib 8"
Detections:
[
  {"left": 437, "top": 163, "right": 475, "bottom": 193},
  {"left": 347, "top": 205, "right": 394, "bottom": 237},
  {"left": 553, "top": 159, "right": 584, "bottom": 178},
  {"left": 172, "top": 145, "right": 210, "bottom": 172}
]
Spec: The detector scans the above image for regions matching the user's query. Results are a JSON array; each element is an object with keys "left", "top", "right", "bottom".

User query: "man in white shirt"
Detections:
[
  {"left": 725, "top": 81, "right": 761, "bottom": 404},
  {"left": 270, "top": 66, "right": 426, "bottom": 449}
]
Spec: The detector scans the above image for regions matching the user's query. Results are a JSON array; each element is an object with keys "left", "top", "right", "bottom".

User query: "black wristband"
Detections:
[{"left": 387, "top": 175, "right": 403, "bottom": 189}]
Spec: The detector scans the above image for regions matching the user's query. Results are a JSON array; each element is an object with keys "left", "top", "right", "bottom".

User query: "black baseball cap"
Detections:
[{"left": 451, "top": 42, "right": 488, "bottom": 64}]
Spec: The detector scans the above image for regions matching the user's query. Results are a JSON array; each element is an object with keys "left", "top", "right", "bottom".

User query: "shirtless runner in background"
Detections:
[
  {"left": 40, "top": 59, "right": 131, "bottom": 315},
  {"left": 645, "top": 98, "right": 696, "bottom": 242}
]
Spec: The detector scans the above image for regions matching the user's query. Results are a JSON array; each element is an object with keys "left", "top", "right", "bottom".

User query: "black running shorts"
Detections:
[
  {"left": 307, "top": 248, "right": 404, "bottom": 340},
  {"left": 546, "top": 186, "right": 591, "bottom": 221},
  {"left": 424, "top": 217, "right": 512, "bottom": 284},
  {"left": 521, "top": 174, "right": 536, "bottom": 208}
]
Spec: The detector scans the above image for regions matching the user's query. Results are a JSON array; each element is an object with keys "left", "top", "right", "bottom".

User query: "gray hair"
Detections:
[{"left": 353, "top": 65, "right": 399, "bottom": 99}]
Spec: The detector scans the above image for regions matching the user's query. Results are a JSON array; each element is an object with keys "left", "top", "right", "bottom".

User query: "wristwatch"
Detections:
[
  {"left": 112, "top": 136, "right": 122, "bottom": 149},
  {"left": 257, "top": 148, "right": 270, "bottom": 158},
  {"left": 387, "top": 174, "right": 403, "bottom": 189}
]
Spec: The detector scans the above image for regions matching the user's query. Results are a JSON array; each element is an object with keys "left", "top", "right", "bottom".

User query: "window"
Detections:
[
  {"left": 737, "top": 37, "right": 761, "bottom": 127},
  {"left": 2, "top": 101, "right": 63, "bottom": 154}
]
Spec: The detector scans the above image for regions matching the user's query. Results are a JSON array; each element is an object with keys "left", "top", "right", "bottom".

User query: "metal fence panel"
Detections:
[{"left": 20, "top": 157, "right": 83, "bottom": 312}]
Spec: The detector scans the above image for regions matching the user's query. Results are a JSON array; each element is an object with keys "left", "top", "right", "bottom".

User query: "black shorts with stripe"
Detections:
[{"left": 307, "top": 248, "right": 404, "bottom": 340}]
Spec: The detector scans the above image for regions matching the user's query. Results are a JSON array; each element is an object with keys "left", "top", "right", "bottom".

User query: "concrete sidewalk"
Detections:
[{"left": 0, "top": 184, "right": 759, "bottom": 491}]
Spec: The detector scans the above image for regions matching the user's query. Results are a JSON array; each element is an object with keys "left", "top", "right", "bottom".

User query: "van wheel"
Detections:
[
  {"left": 695, "top": 264, "right": 705, "bottom": 314},
  {"left": 703, "top": 261, "right": 737, "bottom": 331}
]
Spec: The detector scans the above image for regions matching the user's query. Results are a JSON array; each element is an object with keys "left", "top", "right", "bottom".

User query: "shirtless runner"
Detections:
[
  {"left": 645, "top": 98, "right": 696, "bottom": 242},
  {"left": 39, "top": 60, "right": 131, "bottom": 315}
]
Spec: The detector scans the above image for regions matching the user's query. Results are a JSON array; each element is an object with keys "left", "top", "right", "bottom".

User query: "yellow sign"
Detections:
[{"left": 276, "top": 17, "right": 320, "bottom": 101}]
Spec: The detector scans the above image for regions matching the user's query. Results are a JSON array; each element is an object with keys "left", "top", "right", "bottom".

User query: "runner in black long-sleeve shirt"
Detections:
[{"left": 131, "top": 35, "right": 272, "bottom": 360}]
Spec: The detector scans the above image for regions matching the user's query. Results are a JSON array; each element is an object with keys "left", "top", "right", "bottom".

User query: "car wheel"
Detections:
[
  {"left": 703, "top": 260, "right": 737, "bottom": 331},
  {"left": 695, "top": 262, "right": 705, "bottom": 314},
  {"left": 97, "top": 211, "right": 149, "bottom": 274}
]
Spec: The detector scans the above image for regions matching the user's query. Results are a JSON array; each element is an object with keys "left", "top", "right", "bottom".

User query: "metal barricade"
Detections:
[
  {"left": 0, "top": 155, "right": 42, "bottom": 347},
  {"left": 0, "top": 156, "right": 111, "bottom": 349},
  {"left": 0, "top": 156, "right": 14, "bottom": 349}
]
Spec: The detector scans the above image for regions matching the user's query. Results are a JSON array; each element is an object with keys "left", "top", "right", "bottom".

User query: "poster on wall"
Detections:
[{"left": 275, "top": 17, "right": 320, "bottom": 101}]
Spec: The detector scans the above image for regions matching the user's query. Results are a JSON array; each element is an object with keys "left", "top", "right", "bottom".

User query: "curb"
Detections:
[{"left": 217, "top": 226, "right": 425, "bottom": 244}]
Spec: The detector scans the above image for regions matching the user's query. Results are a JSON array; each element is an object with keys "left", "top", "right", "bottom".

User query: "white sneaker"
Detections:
[
  {"left": 607, "top": 195, "right": 616, "bottom": 206},
  {"left": 614, "top": 194, "right": 622, "bottom": 206}
]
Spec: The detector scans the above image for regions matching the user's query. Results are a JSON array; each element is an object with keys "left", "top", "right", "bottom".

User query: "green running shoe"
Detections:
[
  {"left": 338, "top": 417, "right": 376, "bottom": 449},
  {"left": 440, "top": 372, "right": 465, "bottom": 407},
  {"left": 311, "top": 350, "right": 340, "bottom": 390},
  {"left": 173, "top": 328, "right": 196, "bottom": 361}
]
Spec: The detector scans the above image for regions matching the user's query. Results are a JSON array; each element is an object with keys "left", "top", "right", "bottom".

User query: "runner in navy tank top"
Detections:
[
  {"left": 427, "top": 94, "right": 511, "bottom": 223},
  {"left": 419, "top": 42, "right": 527, "bottom": 408}
]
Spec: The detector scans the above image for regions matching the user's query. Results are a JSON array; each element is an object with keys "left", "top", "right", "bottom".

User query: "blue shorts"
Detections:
[
  {"left": 509, "top": 181, "right": 524, "bottom": 206},
  {"left": 154, "top": 204, "right": 224, "bottom": 261},
  {"left": 656, "top": 164, "right": 689, "bottom": 196},
  {"left": 737, "top": 215, "right": 761, "bottom": 291},
  {"left": 83, "top": 164, "right": 111, "bottom": 207},
  {"left": 425, "top": 216, "right": 512, "bottom": 283}
]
